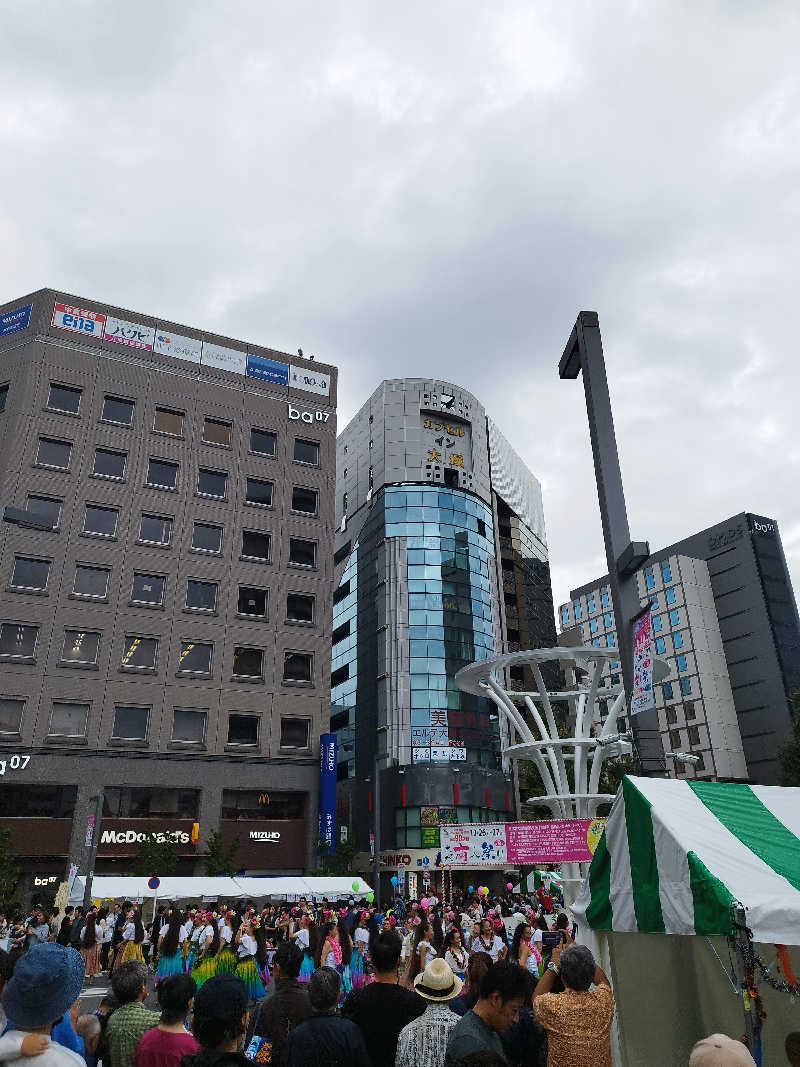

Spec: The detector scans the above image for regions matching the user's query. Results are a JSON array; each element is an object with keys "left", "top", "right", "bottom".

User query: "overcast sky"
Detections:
[{"left": 3, "top": 1, "right": 799, "bottom": 616}]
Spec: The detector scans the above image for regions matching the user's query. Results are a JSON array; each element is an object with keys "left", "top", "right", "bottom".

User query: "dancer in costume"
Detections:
[
  {"left": 190, "top": 912, "right": 220, "bottom": 988},
  {"left": 402, "top": 918, "right": 435, "bottom": 988},
  {"left": 154, "top": 909, "right": 186, "bottom": 987},
  {"left": 315, "top": 917, "right": 352, "bottom": 1006},
  {"left": 253, "top": 920, "right": 271, "bottom": 989},
  {"left": 114, "top": 908, "right": 145, "bottom": 969},
  {"left": 509, "top": 920, "right": 542, "bottom": 978},
  {"left": 443, "top": 927, "right": 468, "bottom": 981},
  {"left": 215, "top": 910, "right": 237, "bottom": 975},
  {"left": 292, "top": 914, "right": 314, "bottom": 982},
  {"left": 235, "top": 913, "right": 266, "bottom": 1000},
  {"left": 185, "top": 911, "right": 204, "bottom": 972},
  {"left": 350, "top": 911, "right": 370, "bottom": 990}
]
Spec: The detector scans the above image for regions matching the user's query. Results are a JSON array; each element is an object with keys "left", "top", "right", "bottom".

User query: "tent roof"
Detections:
[
  {"left": 68, "top": 874, "right": 373, "bottom": 906},
  {"left": 573, "top": 776, "right": 800, "bottom": 943}
]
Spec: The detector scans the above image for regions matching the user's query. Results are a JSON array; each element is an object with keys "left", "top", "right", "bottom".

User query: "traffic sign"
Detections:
[{"left": 147, "top": 876, "right": 160, "bottom": 890}]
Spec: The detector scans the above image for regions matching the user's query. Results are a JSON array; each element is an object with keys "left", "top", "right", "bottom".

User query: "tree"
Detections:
[
  {"left": 317, "top": 833, "right": 358, "bottom": 876},
  {"left": 777, "top": 691, "right": 800, "bottom": 786},
  {"left": 131, "top": 832, "right": 179, "bottom": 876},
  {"left": 0, "top": 827, "right": 20, "bottom": 911},
  {"left": 203, "top": 830, "right": 241, "bottom": 876}
]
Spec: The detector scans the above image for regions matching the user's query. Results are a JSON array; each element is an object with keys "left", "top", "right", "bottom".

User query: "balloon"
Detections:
[
  {"left": 467, "top": 885, "right": 474, "bottom": 894},
  {"left": 481, "top": 886, "right": 490, "bottom": 896},
  {"left": 420, "top": 897, "right": 429, "bottom": 909},
  {"left": 390, "top": 876, "right": 399, "bottom": 887},
  {"left": 506, "top": 882, "right": 513, "bottom": 891},
  {"left": 351, "top": 880, "right": 360, "bottom": 892},
  {"left": 366, "top": 892, "right": 374, "bottom": 903}
]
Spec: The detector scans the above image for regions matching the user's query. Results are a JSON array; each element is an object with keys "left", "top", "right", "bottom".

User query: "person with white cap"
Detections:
[
  {"left": 689, "top": 1034, "right": 756, "bottom": 1067},
  {"left": 396, "top": 957, "right": 462, "bottom": 1067}
]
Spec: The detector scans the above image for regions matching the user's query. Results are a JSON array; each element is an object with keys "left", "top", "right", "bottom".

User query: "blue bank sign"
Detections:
[
  {"left": 246, "top": 353, "right": 290, "bottom": 385},
  {"left": 0, "top": 303, "right": 32, "bottom": 338},
  {"left": 318, "top": 733, "right": 338, "bottom": 854}
]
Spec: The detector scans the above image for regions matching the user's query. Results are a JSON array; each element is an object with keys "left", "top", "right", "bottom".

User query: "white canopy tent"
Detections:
[{"left": 68, "top": 874, "right": 373, "bottom": 906}]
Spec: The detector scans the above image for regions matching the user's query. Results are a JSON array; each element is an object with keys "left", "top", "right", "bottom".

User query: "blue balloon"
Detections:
[
  {"left": 390, "top": 876, "right": 399, "bottom": 887},
  {"left": 467, "top": 885, "right": 474, "bottom": 893}
]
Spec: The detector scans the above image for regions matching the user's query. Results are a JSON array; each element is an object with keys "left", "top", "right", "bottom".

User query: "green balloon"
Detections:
[
  {"left": 366, "top": 892, "right": 374, "bottom": 903},
  {"left": 351, "top": 879, "right": 360, "bottom": 892}
]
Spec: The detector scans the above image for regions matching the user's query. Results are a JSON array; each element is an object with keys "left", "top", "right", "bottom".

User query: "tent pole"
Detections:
[{"left": 731, "top": 905, "right": 759, "bottom": 1063}]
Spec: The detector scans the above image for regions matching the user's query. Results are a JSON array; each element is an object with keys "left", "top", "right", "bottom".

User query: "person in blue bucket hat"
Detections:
[{"left": 0, "top": 943, "right": 86, "bottom": 1067}]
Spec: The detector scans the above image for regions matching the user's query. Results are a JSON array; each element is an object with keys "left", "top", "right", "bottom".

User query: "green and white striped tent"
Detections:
[{"left": 573, "top": 776, "right": 800, "bottom": 945}]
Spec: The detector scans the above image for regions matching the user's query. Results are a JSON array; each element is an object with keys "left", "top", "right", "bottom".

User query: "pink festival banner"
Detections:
[{"left": 506, "top": 819, "right": 604, "bottom": 864}]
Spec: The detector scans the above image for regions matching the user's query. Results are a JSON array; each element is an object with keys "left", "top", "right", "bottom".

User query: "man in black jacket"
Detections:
[
  {"left": 56, "top": 907, "right": 74, "bottom": 946},
  {"left": 284, "top": 968, "right": 370, "bottom": 1067},
  {"left": 247, "top": 940, "right": 311, "bottom": 1067}
]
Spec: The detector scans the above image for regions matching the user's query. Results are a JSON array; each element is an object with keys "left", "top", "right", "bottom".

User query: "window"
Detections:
[
  {"left": 591, "top": 637, "right": 600, "bottom": 647},
  {"left": 139, "top": 513, "right": 172, "bottom": 546},
  {"left": 250, "top": 427, "right": 276, "bottom": 456},
  {"left": 680, "top": 677, "right": 692, "bottom": 696},
  {"left": 131, "top": 572, "right": 165, "bottom": 606},
  {"left": 47, "top": 383, "right": 81, "bottom": 415},
  {"left": 48, "top": 702, "right": 88, "bottom": 738},
  {"left": 283, "top": 651, "right": 312, "bottom": 684},
  {"left": 644, "top": 570, "right": 655, "bottom": 591},
  {"left": 665, "top": 587, "right": 677, "bottom": 605},
  {"left": 655, "top": 636, "right": 666, "bottom": 655},
  {"left": 286, "top": 592, "right": 314, "bottom": 623},
  {"left": 334, "top": 541, "right": 351, "bottom": 566},
  {"left": 73, "top": 564, "right": 109, "bottom": 599},
  {"left": 60, "top": 630, "right": 100, "bottom": 666},
  {"left": 291, "top": 486, "right": 318, "bottom": 515},
  {"left": 171, "top": 709, "right": 206, "bottom": 744},
  {"left": 589, "top": 618, "right": 599, "bottom": 634},
  {"left": 676, "top": 654, "right": 688, "bottom": 672},
  {"left": 669, "top": 729, "right": 681, "bottom": 749},
  {"left": 197, "top": 468, "right": 227, "bottom": 498},
  {"left": 0, "top": 623, "right": 38, "bottom": 658},
  {"left": 650, "top": 595, "right": 659, "bottom": 609},
  {"left": 177, "top": 641, "right": 213, "bottom": 674},
  {"left": 202, "top": 417, "right": 232, "bottom": 447},
  {"left": 601, "top": 588, "right": 610, "bottom": 608},
  {"left": 191, "top": 522, "right": 222, "bottom": 554},
  {"left": 102, "top": 395, "right": 134, "bottom": 426},
  {"left": 573, "top": 600, "right": 582, "bottom": 619},
  {"left": 121, "top": 636, "right": 158, "bottom": 670},
  {"left": 603, "top": 612, "right": 613, "bottom": 628},
  {"left": 280, "top": 718, "right": 310, "bottom": 750},
  {"left": 606, "top": 633, "right": 616, "bottom": 648},
  {"left": 233, "top": 646, "right": 263, "bottom": 679},
  {"left": 0, "top": 699, "right": 23, "bottom": 735},
  {"left": 92, "top": 447, "right": 126, "bottom": 480},
  {"left": 289, "top": 537, "right": 316, "bottom": 568},
  {"left": 560, "top": 606, "right": 569, "bottom": 627},
  {"left": 668, "top": 608, "right": 680, "bottom": 626},
  {"left": 26, "top": 495, "right": 62, "bottom": 529},
  {"left": 238, "top": 586, "right": 267, "bottom": 619},
  {"left": 245, "top": 477, "right": 273, "bottom": 507},
  {"left": 673, "top": 631, "right": 684, "bottom": 650},
  {"left": 653, "top": 615, "right": 662, "bottom": 632},
  {"left": 687, "top": 725, "right": 701, "bottom": 747},
  {"left": 146, "top": 458, "right": 178, "bottom": 490},
  {"left": 587, "top": 595, "right": 596, "bottom": 614},
  {"left": 112, "top": 705, "right": 149, "bottom": 741},
  {"left": 617, "top": 716, "right": 627, "bottom": 732},
  {"left": 153, "top": 407, "right": 184, "bottom": 436},
  {"left": 661, "top": 562, "right": 673, "bottom": 583},
  {"left": 10, "top": 557, "right": 50, "bottom": 591},
  {"left": 82, "top": 504, "right": 118, "bottom": 538},
  {"left": 666, "top": 707, "right": 677, "bottom": 725},
  {"left": 685, "top": 701, "right": 696, "bottom": 720},
  {"left": 227, "top": 714, "right": 259, "bottom": 747},
  {"left": 0, "top": 385, "right": 7, "bottom": 413},
  {"left": 186, "top": 580, "right": 217, "bottom": 612},
  {"left": 293, "top": 439, "right": 319, "bottom": 465},
  {"left": 331, "top": 663, "right": 350, "bottom": 685},
  {"left": 662, "top": 681, "right": 674, "bottom": 700},
  {"left": 694, "top": 753, "right": 705, "bottom": 772},
  {"left": 242, "top": 530, "right": 270, "bottom": 561},
  {"left": 36, "top": 437, "right": 72, "bottom": 470}
]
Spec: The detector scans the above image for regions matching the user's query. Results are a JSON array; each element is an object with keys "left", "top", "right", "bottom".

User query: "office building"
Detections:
[
  {"left": 0, "top": 288, "right": 336, "bottom": 895},
  {"left": 331, "top": 379, "right": 558, "bottom": 894},
  {"left": 559, "top": 513, "right": 800, "bottom": 783}
]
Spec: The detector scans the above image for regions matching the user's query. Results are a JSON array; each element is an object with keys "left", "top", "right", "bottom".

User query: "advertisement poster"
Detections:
[
  {"left": 289, "top": 364, "right": 330, "bottom": 396},
  {"left": 318, "top": 733, "right": 337, "bottom": 853},
  {"left": 154, "top": 330, "right": 203, "bottom": 363},
  {"left": 440, "top": 823, "right": 508, "bottom": 866},
  {"left": 51, "top": 303, "right": 105, "bottom": 338},
  {"left": 631, "top": 605, "right": 655, "bottom": 716},
  {"left": 0, "top": 303, "right": 32, "bottom": 338},
  {"left": 420, "top": 827, "right": 440, "bottom": 848},
  {"left": 440, "top": 818, "right": 606, "bottom": 866},
  {"left": 201, "top": 342, "right": 247, "bottom": 375},
  {"left": 246, "top": 354, "right": 289, "bottom": 384},
  {"left": 104, "top": 316, "right": 155, "bottom": 351}
]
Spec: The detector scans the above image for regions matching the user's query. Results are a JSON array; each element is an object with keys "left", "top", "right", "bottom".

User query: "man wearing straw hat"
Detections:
[{"left": 396, "top": 957, "right": 462, "bottom": 1067}]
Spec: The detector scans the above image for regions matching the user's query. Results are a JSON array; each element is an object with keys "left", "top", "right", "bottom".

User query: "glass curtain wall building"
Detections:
[{"left": 331, "top": 380, "right": 557, "bottom": 886}]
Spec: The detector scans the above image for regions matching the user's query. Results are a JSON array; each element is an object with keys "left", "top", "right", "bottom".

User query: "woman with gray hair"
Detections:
[
  {"left": 283, "top": 967, "right": 370, "bottom": 1066},
  {"left": 533, "top": 937, "right": 615, "bottom": 1067}
]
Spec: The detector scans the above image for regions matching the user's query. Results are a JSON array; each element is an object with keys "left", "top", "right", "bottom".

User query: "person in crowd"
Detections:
[
  {"left": 349, "top": 912, "right": 370, "bottom": 992},
  {"left": 115, "top": 910, "right": 146, "bottom": 971},
  {"left": 508, "top": 923, "right": 541, "bottom": 979},
  {"left": 191, "top": 915, "right": 220, "bottom": 990},
  {"left": 289, "top": 916, "right": 313, "bottom": 983},
  {"left": 342, "top": 930, "right": 424, "bottom": 1067},
  {"left": 404, "top": 919, "right": 437, "bottom": 987},
  {"left": 47, "top": 912, "right": 61, "bottom": 944},
  {"left": 79, "top": 910, "right": 100, "bottom": 983},
  {"left": 154, "top": 911, "right": 185, "bottom": 987},
  {"left": 110, "top": 903, "right": 130, "bottom": 973},
  {"left": 214, "top": 914, "right": 237, "bottom": 977},
  {"left": 396, "top": 957, "right": 462, "bottom": 1067},
  {"left": 313, "top": 920, "right": 351, "bottom": 1003},
  {"left": 91, "top": 993, "right": 118, "bottom": 1067},
  {"left": 450, "top": 952, "right": 493, "bottom": 1019},
  {"left": 500, "top": 970, "right": 547, "bottom": 1067},
  {"left": 234, "top": 917, "right": 266, "bottom": 1001},
  {"left": 535, "top": 884, "right": 553, "bottom": 915},
  {"left": 134, "top": 973, "right": 199, "bottom": 1067},
  {"left": 246, "top": 940, "right": 310, "bottom": 1067},
  {"left": 471, "top": 919, "right": 507, "bottom": 963},
  {"left": 55, "top": 911, "right": 73, "bottom": 949},
  {"left": 24, "top": 912, "right": 49, "bottom": 952},
  {"left": 106, "top": 960, "right": 161, "bottom": 1067},
  {"left": 75, "top": 1016, "right": 100, "bottom": 1067},
  {"left": 446, "top": 960, "right": 528, "bottom": 1065},
  {"left": 0, "top": 943, "right": 86, "bottom": 1067},
  {"left": 96, "top": 910, "right": 112, "bottom": 973},
  {"left": 283, "top": 968, "right": 369, "bottom": 1067},
  {"left": 533, "top": 940, "right": 614, "bottom": 1067},
  {"left": 443, "top": 929, "right": 469, "bottom": 981},
  {"left": 66, "top": 911, "right": 84, "bottom": 955},
  {"left": 688, "top": 1034, "right": 756, "bottom": 1066},
  {"left": 181, "top": 974, "right": 250, "bottom": 1067}
]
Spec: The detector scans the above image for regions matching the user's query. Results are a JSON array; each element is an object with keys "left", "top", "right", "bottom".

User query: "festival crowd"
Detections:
[{"left": 0, "top": 886, "right": 784, "bottom": 1067}]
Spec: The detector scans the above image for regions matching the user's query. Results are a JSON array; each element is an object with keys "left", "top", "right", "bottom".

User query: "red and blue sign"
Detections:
[
  {"left": 0, "top": 303, "right": 32, "bottom": 338},
  {"left": 147, "top": 876, "right": 161, "bottom": 890},
  {"left": 51, "top": 302, "right": 106, "bottom": 338}
]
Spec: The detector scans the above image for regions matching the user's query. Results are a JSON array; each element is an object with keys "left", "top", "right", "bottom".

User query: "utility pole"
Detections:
[
  {"left": 373, "top": 754, "right": 381, "bottom": 910},
  {"left": 559, "top": 312, "right": 665, "bottom": 774},
  {"left": 82, "top": 793, "right": 104, "bottom": 910}
]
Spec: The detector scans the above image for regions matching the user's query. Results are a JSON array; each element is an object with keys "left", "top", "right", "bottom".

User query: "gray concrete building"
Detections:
[
  {"left": 0, "top": 289, "right": 336, "bottom": 895},
  {"left": 559, "top": 513, "right": 800, "bottom": 784}
]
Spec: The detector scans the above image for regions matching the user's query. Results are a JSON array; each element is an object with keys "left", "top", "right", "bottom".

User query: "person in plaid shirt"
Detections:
[{"left": 106, "top": 962, "right": 160, "bottom": 1067}]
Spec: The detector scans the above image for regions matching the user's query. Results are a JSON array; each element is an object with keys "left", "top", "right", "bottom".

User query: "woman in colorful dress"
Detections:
[
  {"left": 443, "top": 927, "right": 468, "bottom": 981},
  {"left": 291, "top": 914, "right": 314, "bottom": 982},
  {"left": 315, "top": 918, "right": 352, "bottom": 1006},
  {"left": 115, "top": 908, "right": 145, "bottom": 968},
  {"left": 402, "top": 918, "right": 436, "bottom": 988},
  {"left": 253, "top": 920, "right": 271, "bottom": 990},
  {"left": 509, "top": 922, "right": 542, "bottom": 978},
  {"left": 185, "top": 911, "right": 205, "bottom": 972},
  {"left": 215, "top": 910, "right": 237, "bottom": 975},
  {"left": 350, "top": 911, "right": 370, "bottom": 990},
  {"left": 79, "top": 909, "right": 100, "bottom": 982},
  {"left": 235, "top": 915, "right": 266, "bottom": 1001},
  {"left": 189, "top": 912, "right": 219, "bottom": 989},
  {"left": 154, "top": 909, "right": 185, "bottom": 987}
]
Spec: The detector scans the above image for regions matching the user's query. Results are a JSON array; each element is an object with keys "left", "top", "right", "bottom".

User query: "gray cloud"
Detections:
[{"left": 2, "top": 0, "right": 799, "bottom": 614}]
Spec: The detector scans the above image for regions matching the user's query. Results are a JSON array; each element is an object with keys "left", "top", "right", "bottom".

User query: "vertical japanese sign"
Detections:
[
  {"left": 318, "top": 733, "right": 338, "bottom": 855},
  {"left": 85, "top": 814, "right": 96, "bottom": 848},
  {"left": 631, "top": 604, "right": 655, "bottom": 716}
]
